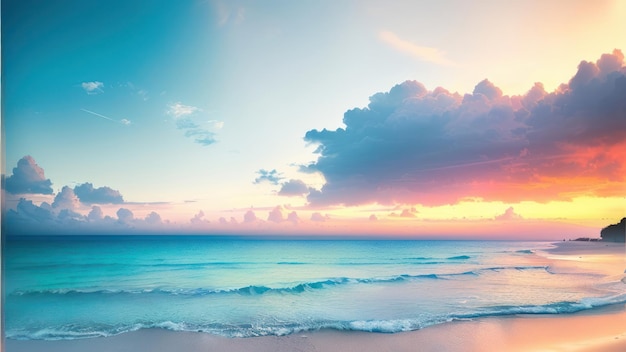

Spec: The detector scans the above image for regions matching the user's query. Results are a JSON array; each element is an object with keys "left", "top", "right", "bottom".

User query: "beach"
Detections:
[
  {"left": 4, "top": 305, "right": 626, "bottom": 352},
  {"left": 4, "top": 240, "right": 625, "bottom": 352}
]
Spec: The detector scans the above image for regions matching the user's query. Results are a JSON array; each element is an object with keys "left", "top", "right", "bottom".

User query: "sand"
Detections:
[{"left": 4, "top": 241, "right": 625, "bottom": 352}]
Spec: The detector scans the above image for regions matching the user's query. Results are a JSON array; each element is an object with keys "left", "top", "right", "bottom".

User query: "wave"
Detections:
[
  {"left": 7, "top": 293, "right": 626, "bottom": 341},
  {"left": 11, "top": 253, "right": 477, "bottom": 272},
  {"left": 447, "top": 255, "right": 471, "bottom": 260},
  {"left": 10, "top": 266, "right": 551, "bottom": 298},
  {"left": 9, "top": 275, "right": 435, "bottom": 297}
]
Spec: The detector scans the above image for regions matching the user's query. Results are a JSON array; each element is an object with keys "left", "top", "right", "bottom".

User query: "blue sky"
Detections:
[{"left": 3, "top": 0, "right": 626, "bottom": 237}]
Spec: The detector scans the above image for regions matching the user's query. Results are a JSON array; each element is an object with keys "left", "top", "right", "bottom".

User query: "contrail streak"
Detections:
[{"left": 81, "top": 108, "right": 120, "bottom": 123}]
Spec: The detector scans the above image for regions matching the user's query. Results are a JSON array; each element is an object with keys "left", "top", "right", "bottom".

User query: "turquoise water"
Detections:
[{"left": 4, "top": 236, "right": 625, "bottom": 340}]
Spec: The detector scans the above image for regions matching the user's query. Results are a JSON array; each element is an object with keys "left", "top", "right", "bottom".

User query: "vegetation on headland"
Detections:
[{"left": 600, "top": 218, "right": 626, "bottom": 242}]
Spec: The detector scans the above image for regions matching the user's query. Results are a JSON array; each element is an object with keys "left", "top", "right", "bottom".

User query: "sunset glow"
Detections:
[{"left": 2, "top": 0, "right": 625, "bottom": 239}]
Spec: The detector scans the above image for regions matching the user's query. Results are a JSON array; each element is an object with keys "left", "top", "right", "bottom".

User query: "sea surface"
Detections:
[{"left": 4, "top": 236, "right": 625, "bottom": 340}]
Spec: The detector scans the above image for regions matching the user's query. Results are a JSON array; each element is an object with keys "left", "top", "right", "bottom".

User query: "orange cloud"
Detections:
[{"left": 304, "top": 50, "right": 626, "bottom": 207}]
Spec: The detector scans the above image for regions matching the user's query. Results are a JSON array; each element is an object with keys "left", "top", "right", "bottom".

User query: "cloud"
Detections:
[
  {"left": 389, "top": 207, "right": 418, "bottom": 218},
  {"left": 219, "top": 216, "right": 239, "bottom": 225},
  {"left": 3, "top": 156, "right": 54, "bottom": 195},
  {"left": 379, "top": 30, "right": 455, "bottom": 66},
  {"left": 369, "top": 214, "right": 378, "bottom": 221},
  {"left": 243, "top": 209, "right": 257, "bottom": 223},
  {"left": 57, "top": 208, "right": 84, "bottom": 222},
  {"left": 74, "top": 183, "right": 124, "bottom": 204},
  {"left": 167, "top": 102, "right": 218, "bottom": 146},
  {"left": 186, "top": 132, "right": 217, "bottom": 146},
  {"left": 81, "top": 81, "right": 103, "bottom": 94},
  {"left": 87, "top": 206, "right": 104, "bottom": 221},
  {"left": 144, "top": 211, "right": 162, "bottom": 225},
  {"left": 278, "top": 179, "right": 309, "bottom": 197},
  {"left": 191, "top": 210, "right": 208, "bottom": 225},
  {"left": 116, "top": 208, "right": 134, "bottom": 224},
  {"left": 52, "top": 186, "right": 80, "bottom": 210},
  {"left": 304, "top": 50, "right": 626, "bottom": 207},
  {"left": 494, "top": 207, "right": 523, "bottom": 221},
  {"left": 310, "top": 212, "right": 330, "bottom": 222},
  {"left": 207, "top": 120, "right": 224, "bottom": 130},
  {"left": 267, "top": 206, "right": 284, "bottom": 223},
  {"left": 167, "top": 102, "right": 200, "bottom": 119},
  {"left": 7, "top": 198, "right": 54, "bottom": 225},
  {"left": 3, "top": 196, "right": 167, "bottom": 235},
  {"left": 254, "top": 169, "right": 284, "bottom": 185},
  {"left": 286, "top": 211, "right": 300, "bottom": 225}
]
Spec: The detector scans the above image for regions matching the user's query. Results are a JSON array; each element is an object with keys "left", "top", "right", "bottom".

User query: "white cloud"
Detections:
[
  {"left": 167, "top": 102, "right": 200, "bottom": 118},
  {"left": 379, "top": 31, "right": 455, "bottom": 66},
  {"left": 208, "top": 120, "right": 224, "bottom": 130},
  {"left": 81, "top": 81, "right": 104, "bottom": 94}
]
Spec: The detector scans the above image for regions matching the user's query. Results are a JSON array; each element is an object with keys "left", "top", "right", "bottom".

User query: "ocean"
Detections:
[{"left": 4, "top": 236, "right": 625, "bottom": 340}]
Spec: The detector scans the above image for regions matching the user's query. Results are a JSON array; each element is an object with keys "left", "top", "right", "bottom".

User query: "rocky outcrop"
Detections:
[{"left": 600, "top": 218, "right": 626, "bottom": 242}]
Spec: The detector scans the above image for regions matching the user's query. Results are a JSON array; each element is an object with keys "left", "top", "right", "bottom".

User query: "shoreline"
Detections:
[
  {"left": 4, "top": 240, "right": 625, "bottom": 352},
  {"left": 5, "top": 303, "right": 626, "bottom": 352}
]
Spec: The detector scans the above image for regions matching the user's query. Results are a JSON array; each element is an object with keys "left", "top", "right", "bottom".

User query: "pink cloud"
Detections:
[
  {"left": 243, "top": 209, "right": 258, "bottom": 223},
  {"left": 494, "top": 207, "right": 523, "bottom": 221},
  {"left": 304, "top": 50, "right": 626, "bottom": 206},
  {"left": 267, "top": 206, "right": 284, "bottom": 223}
]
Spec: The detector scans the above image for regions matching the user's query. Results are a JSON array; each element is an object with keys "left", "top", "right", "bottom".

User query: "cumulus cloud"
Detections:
[
  {"left": 87, "top": 206, "right": 104, "bottom": 221},
  {"left": 389, "top": 207, "right": 418, "bottom": 218},
  {"left": 8, "top": 198, "right": 54, "bottom": 224},
  {"left": 243, "top": 209, "right": 258, "bottom": 223},
  {"left": 254, "top": 169, "right": 284, "bottom": 185},
  {"left": 81, "top": 81, "right": 103, "bottom": 94},
  {"left": 52, "top": 186, "right": 80, "bottom": 210},
  {"left": 310, "top": 212, "right": 330, "bottom": 222},
  {"left": 278, "top": 179, "right": 309, "bottom": 197},
  {"left": 267, "top": 206, "right": 284, "bottom": 223},
  {"left": 3, "top": 156, "right": 53, "bottom": 195},
  {"left": 494, "top": 207, "right": 523, "bottom": 221},
  {"left": 304, "top": 50, "right": 626, "bottom": 206},
  {"left": 74, "top": 183, "right": 124, "bottom": 204},
  {"left": 191, "top": 210, "right": 208, "bottom": 225},
  {"left": 116, "top": 208, "right": 134, "bottom": 224},
  {"left": 219, "top": 216, "right": 238, "bottom": 225},
  {"left": 144, "top": 211, "right": 162, "bottom": 225},
  {"left": 369, "top": 214, "right": 378, "bottom": 221},
  {"left": 286, "top": 211, "right": 300, "bottom": 225},
  {"left": 4, "top": 197, "right": 166, "bottom": 235}
]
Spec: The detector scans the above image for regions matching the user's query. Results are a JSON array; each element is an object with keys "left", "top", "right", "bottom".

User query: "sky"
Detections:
[{"left": 2, "top": 0, "right": 625, "bottom": 239}]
